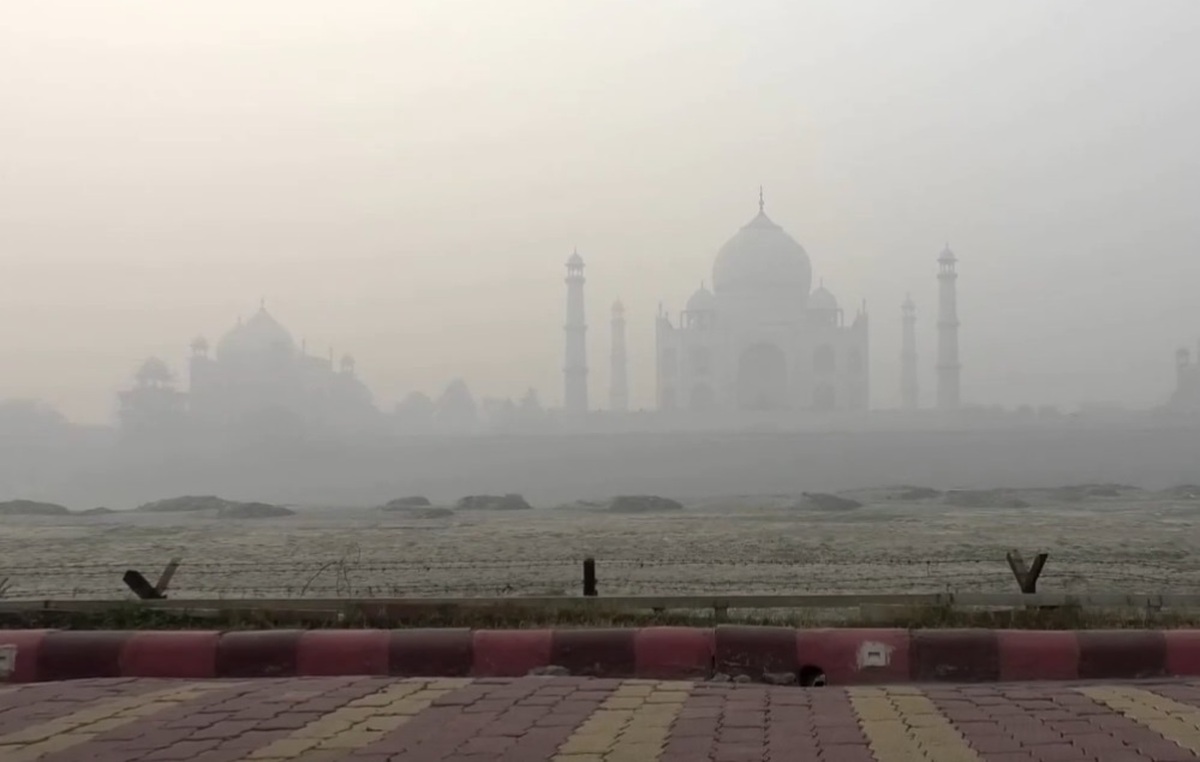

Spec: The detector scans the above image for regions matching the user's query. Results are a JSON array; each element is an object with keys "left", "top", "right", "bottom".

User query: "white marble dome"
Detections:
[
  {"left": 216, "top": 307, "right": 296, "bottom": 361},
  {"left": 712, "top": 208, "right": 812, "bottom": 301}
]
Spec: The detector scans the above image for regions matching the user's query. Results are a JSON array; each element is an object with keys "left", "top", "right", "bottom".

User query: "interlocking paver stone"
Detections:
[{"left": 8, "top": 676, "right": 1200, "bottom": 760}]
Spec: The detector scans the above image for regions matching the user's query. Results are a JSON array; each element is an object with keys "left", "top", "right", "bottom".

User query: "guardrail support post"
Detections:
[
  {"left": 123, "top": 557, "right": 182, "bottom": 600},
  {"left": 583, "top": 557, "right": 597, "bottom": 597},
  {"left": 1006, "top": 550, "right": 1048, "bottom": 594},
  {"left": 155, "top": 557, "right": 181, "bottom": 597}
]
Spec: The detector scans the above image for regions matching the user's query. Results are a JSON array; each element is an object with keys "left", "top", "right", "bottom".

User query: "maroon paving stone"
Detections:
[
  {"left": 0, "top": 678, "right": 175, "bottom": 735},
  {"left": 1078, "top": 630, "right": 1168, "bottom": 680},
  {"left": 39, "top": 678, "right": 385, "bottom": 762},
  {"left": 23, "top": 676, "right": 1200, "bottom": 762},
  {"left": 911, "top": 628, "right": 1001, "bottom": 682},
  {"left": 1141, "top": 681, "right": 1200, "bottom": 707}
]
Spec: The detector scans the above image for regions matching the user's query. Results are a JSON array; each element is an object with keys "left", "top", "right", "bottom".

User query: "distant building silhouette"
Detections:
[
  {"left": 936, "top": 244, "right": 962, "bottom": 410},
  {"left": 1171, "top": 344, "right": 1200, "bottom": 413},
  {"left": 901, "top": 294, "right": 919, "bottom": 410},
  {"left": 119, "top": 305, "right": 377, "bottom": 437},
  {"left": 563, "top": 250, "right": 588, "bottom": 416},
  {"left": 609, "top": 300, "right": 628, "bottom": 412}
]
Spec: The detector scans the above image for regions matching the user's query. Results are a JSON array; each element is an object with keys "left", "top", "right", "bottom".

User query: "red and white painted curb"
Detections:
[{"left": 1, "top": 627, "right": 1193, "bottom": 684}]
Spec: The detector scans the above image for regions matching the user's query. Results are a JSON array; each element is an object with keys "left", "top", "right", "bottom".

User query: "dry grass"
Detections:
[
  {"left": 1, "top": 485, "right": 1198, "bottom": 604},
  {"left": 4, "top": 601, "right": 1199, "bottom": 631}
]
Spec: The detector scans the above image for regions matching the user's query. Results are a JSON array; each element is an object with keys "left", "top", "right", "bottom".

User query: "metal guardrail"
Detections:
[{"left": 0, "top": 591, "right": 1194, "bottom": 616}]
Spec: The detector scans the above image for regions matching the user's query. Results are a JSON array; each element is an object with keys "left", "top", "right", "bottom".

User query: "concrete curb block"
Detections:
[{"left": 0, "top": 627, "right": 1190, "bottom": 684}]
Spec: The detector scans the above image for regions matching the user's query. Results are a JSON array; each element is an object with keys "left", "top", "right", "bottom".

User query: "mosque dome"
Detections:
[
  {"left": 216, "top": 306, "right": 296, "bottom": 361},
  {"left": 686, "top": 284, "right": 717, "bottom": 312},
  {"left": 712, "top": 202, "right": 812, "bottom": 301},
  {"left": 809, "top": 283, "right": 838, "bottom": 311},
  {"left": 135, "top": 356, "right": 172, "bottom": 387}
]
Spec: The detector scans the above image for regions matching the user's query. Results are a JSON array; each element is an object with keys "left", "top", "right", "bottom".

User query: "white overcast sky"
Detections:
[{"left": 2, "top": 0, "right": 1198, "bottom": 422}]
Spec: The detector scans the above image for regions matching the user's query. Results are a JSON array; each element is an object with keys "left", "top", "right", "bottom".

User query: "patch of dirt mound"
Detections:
[
  {"left": 942, "top": 490, "right": 1029, "bottom": 509},
  {"left": 798, "top": 493, "right": 862, "bottom": 511},
  {"left": 455, "top": 494, "right": 533, "bottom": 511},
  {"left": 217, "top": 502, "right": 294, "bottom": 519},
  {"left": 381, "top": 496, "right": 432, "bottom": 510},
  {"left": 135, "top": 495, "right": 234, "bottom": 513},
  {"left": 1162, "top": 485, "right": 1200, "bottom": 500},
  {"left": 891, "top": 486, "right": 941, "bottom": 501},
  {"left": 0, "top": 499, "right": 70, "bottom": 516},
  {"left": 402, "top": 507, "right": 455, "bottom": 519},
  {"left": 606, "top": 496, "right": 684, "bottom": 514}
]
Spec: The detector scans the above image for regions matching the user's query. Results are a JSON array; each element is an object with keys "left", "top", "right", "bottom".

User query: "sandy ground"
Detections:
[{"left": 1, "top": 487, "right": 1198, "bottom": 600}]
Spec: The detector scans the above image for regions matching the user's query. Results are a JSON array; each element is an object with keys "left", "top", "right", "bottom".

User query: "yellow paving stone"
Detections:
[
  {"left": 0, "top": 683, "right": 221, "bottom": 762},
  {"left": 247, "top": 738, "right": 321, "bottom": 759},
  {"left": 245, "top": 679, "right": 473, "bottom": 760},
  {"left": 293, "top": 719, "right": 356, "bottom": 738},
  {"left": 316, "top": 730, "right": 386, "bottom": 749},
  {"left": 603, "top": 697, "right": 646, "bottom": 710},
  {"left": 646, "top": 691, "right": 690, "bottom": 704},
  {"left": 607, "top": 742, "right": 666, "bottom": 762},
  {"left": 1081, "top": 686, "right": 1200, "bottom": 753},
  {"left": 657, "top": 681, "right": 696, "bottom": 691},
  {"left": 551, "top": 680, "right": 692, "bottom": 762},
  {"left": 849, "top": 686, "right": 981, "bottom": 762},
  {"left": 604, "top": 681, "right": 691, "bottom": 762},
  {"left": 558, "top": 734, "right": 617, "bottom": 755}
]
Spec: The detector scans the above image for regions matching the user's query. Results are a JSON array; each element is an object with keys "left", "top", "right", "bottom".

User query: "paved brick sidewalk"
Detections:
[{"left": 5, "top": 677, "right": 1200, "bottom": 761}]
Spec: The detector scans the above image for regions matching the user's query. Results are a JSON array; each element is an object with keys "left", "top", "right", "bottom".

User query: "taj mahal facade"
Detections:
[
  {"left": 117, "top": 190, "right": 980, "bottom": 438},
  {"left": 564, "top": 192, "right": 962, "bottom": 421}
]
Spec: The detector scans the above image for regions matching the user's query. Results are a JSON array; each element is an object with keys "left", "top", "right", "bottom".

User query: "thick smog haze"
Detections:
[{"left": 2, "top": 0, "right": 1198, "bottom": 423}]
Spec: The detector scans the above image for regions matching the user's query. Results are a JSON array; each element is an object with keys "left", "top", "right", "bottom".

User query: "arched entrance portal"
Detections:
[
  {"left": 690, "top": 384, "right": 716, "bottom": 410},
  {"left": 813, "top": 384, "right": 836, "bottom": 411},
  {"left": 737, "top": 343, "right": 789, "bottom": 410}
]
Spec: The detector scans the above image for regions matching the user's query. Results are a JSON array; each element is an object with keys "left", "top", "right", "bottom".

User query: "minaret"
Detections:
[
  {"left": 609, "top": 300, "right": 628, "bottom": 412},
  {"left": 563, "top": 249, "right": 588, "bottom": 415},
  {"left": 936, "top": 244, "right": 961, "bottom": 410},
  {"left": 901, "top": 295, "right": 918, "bottom": 410}
]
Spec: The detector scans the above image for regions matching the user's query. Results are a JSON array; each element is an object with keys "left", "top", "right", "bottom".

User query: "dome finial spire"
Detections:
[{"left": 758, "top": 185, "right": 765, "bottom": 214}]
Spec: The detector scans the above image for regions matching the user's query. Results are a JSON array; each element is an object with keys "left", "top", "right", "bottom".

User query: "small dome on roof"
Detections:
[
  {"left": 809, "top": 283, "right": 838, "bottom": 311},
  {"left": 566, "top": 249, "right": 584, "bottom": 267},
  {"left": 135, "top": 356, "right": 172, "bottom": 387},
  {"left": 938, "top": 243, "right": 957, "bottom": 263},
  {"left": 687, "top": 284, "right": 717, "bottom": 312}
]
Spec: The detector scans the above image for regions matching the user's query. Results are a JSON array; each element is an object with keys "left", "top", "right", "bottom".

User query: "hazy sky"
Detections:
[{"left": 2, "top": 0, "right": 1199, "bottom": 423}]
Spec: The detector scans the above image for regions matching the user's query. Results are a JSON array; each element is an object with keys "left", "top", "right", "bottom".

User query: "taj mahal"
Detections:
[
  {"left": 565, "top": 191, "right": 962, "bottom": 419},
  {"left": 116, "top": 191, "right": 973, "bottom": 437}
]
